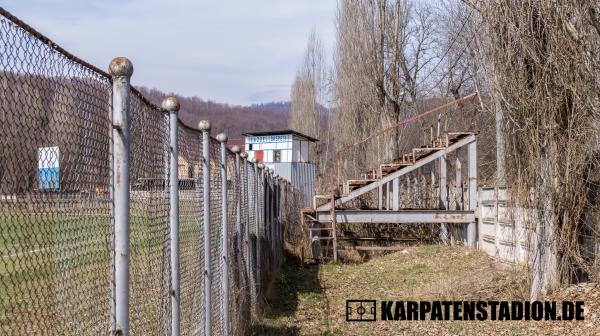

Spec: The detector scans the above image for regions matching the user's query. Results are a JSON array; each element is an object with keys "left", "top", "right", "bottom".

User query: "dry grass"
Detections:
[{"left": 250, "top": 245, "right": 600, "bottom": 335}]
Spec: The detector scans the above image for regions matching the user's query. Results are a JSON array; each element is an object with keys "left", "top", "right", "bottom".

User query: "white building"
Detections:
[{"left": 243, "top": 130, "right": 317, "bottom": 206}]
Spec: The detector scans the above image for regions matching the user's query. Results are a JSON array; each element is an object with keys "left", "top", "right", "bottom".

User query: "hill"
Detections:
[{"left": 138, "top": 87, "right": 290, "bottom": 139}]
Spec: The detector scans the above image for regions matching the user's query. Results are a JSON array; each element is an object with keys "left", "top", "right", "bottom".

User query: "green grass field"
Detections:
[{"left": 0, "top": 200, "right": 217, "bottom": 334}]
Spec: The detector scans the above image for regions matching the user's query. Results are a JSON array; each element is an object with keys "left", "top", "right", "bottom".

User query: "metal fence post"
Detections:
[
  {"left": 198, "top": 120, "right": 212, "bottom": 336},
  {"left": 163, "top": 97, "right": 181, "bottom": 336},
  {"left": 232, "top": 146, "right": 242, "bottom": 271},
  {"left": 109, "top": 57, "right": 133, "bottom": 336},
  {"left": 216, "top": 133, "right": 229, "bottom": 336},
  {"left": 267, "top": 170, "right": 273, "bottom": 266},
  {"left": 274, "top": 176, "right": 280, "bottom": 262},
  {"left": 241, "top": 153, "right": 250, "bottom": 277},
  {"left": 250, "top": 157, "right": 258, "bottom": 313},
  {"left": 256, "top": 162, "right": 264, "bottom": 299}
]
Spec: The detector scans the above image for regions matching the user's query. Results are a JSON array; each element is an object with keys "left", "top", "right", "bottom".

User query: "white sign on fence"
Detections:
[{"left": 38, "top": 146, "right": 60, "bottom": 190}]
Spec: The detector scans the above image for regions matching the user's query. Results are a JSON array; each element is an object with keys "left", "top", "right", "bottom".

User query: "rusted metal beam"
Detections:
[
  {"left": 318, "top": 134, "right": 477, "bottom": 213},
  {"left": 316, "top": 210, "right": 475, "bottom": 224}
]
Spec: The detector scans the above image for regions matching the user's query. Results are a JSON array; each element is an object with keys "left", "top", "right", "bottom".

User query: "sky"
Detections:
[{"left": 4, "top": 0, "right": 337, "bottom": 105}]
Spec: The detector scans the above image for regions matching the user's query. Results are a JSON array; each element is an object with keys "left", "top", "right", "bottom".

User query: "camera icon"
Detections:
[{"left": 346, "top": 300, "right": 377, "bottom": 321}]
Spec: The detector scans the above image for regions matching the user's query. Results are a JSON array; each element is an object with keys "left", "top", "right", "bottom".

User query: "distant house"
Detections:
[{"left": 243, "top": 130, "right": 317, "bottom": 206}]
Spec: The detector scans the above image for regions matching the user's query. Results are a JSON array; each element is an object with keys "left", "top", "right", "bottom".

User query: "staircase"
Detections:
[{"left": 302, "top": 130, "right": 478, "bottom": 262}]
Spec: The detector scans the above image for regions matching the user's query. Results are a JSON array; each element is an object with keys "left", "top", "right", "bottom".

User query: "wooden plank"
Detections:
[
  {"left": 447, "top": 131, "right": 475, "bottom": 137},
  {"left": 347, "top": 179, "right": 377, "bottom": 186},
  {"left": 380, "top": 163, "right": 411, "bottom": 173}
]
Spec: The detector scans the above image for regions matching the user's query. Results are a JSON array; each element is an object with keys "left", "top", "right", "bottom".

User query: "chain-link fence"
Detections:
[{"left": 0, "top": 7, "right": 303, "bottom": 336}]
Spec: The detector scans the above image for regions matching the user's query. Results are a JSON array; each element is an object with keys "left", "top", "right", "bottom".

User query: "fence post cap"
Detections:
[
  {"left": 240, "top": 152, "right": 248, "bottom": 158},
  {"left": 198, "top": 120, "right": 211, "bottom": 131},
  {"left": 161, "top": 96, "right": 180, "bottom": 112},
  {"left": 231, "top": 145, "right": 240, "bottom": 153},
  {"left": 216, "top": 133, "right": 228, "bottom": 143},
  {"left": 108, "top": 57, "right": 133, "bottom": 77}
]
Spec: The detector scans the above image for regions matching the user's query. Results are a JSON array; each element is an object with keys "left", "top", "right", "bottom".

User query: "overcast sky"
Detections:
[{"left": 4, "top": 0, "right": 337, "bottom": 105}]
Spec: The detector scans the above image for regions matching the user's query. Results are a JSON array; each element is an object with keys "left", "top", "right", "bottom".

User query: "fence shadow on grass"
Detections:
[{"left": 247, "top": 250, "right": 323, "bottom": 336}]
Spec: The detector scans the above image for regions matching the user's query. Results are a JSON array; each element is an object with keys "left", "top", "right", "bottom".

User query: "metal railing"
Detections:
[
  {"left": 0, "top": 7, "right": 302, "bottom": 336},
  {"left": 334, "top": 92, "right": 479, "bottom": 189}
]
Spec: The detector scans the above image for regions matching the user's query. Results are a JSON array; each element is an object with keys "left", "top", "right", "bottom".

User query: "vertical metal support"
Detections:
[
  {"left": 404, "top": 178, "right": 410, "bottom": 208},
  {"left": 265, "top": 170, "right": 271, "bottom": 257},
  {"left": 386, "top": 181, "right": 394, "bottom": 210},
  {"left": 455, "top": 148, "right": 463, "bottom": 210},
  {"left": 256, "top": 163, "right": 264, "bottom": 299},
  {"left": 330, "top": 191, "right": 338, "bottom": 261},
  {"left": 198, "top": 120, "right": 212, "bottom": 336},
  {"left": 109, "top": 57, "right": 133, "bottom": 336},
  {"left": 439, "top": 153, "right": 448, "bottom": 244},
  {"left": 232, "top": 146, "right": 242, "bottom": 269},
  {"left": 468, "top": 139, "right": 478, "bottom": 248},
  {"left": 249, "top": 157, "right": 258, "bottom": 313},
  {"left": 392, "top": 178, "right": 399, "bottom": 211},
  {"left": 410, "top": 175, "right": 416, "bottom": 206},
  {"left": 378, "top": 185, "right": 383, "bottom": 210},
  {"left": 216, "top": 133, "right": 229, "bottom": 336},
  {"left": 420, "top": 167, "right": 426, "bottom": 208},
  {"left": 455, "top": 148, "right": 463, "bottom": 245},
  {"left": 270, "top": 173, "right": 276, "bottom": 257},
  {"left": 273, "top": 177, "right": 278, "bottom": 261},
  {"left": 430, "top": 162, "right": 436, "bottom": 208},
  {"left": 163, "top": 97, "right": 181, "bottom": 336},
  {"left": 381, "top": 184, "right": 387, "bottom": 210},
  {"left": 241, "top": 152, "right": 250, "bottom": 277}
]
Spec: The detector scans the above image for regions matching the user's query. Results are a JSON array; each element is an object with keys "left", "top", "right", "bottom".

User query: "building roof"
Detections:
[{"left": 242, "top": 129, "right": 319, "bottom": 142}]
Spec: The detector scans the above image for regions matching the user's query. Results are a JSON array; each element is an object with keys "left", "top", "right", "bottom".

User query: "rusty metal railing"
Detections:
[{"left": 334, "top": 92, "right": 479, "bottom": 190}]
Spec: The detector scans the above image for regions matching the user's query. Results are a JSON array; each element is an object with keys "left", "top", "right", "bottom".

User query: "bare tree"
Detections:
[
  {"left": 332, "top": 0, "right": 442, "bottom": 180},
  {"left": 471, "top": 0, "right": 600, "bottom": 299},
  {"left": 289, "top": 30, "right": 332, "bottom": 191}
]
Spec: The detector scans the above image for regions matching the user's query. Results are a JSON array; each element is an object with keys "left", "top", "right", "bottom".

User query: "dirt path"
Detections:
[{"left": 249, "top": 245, "right": 599, "bottom": 336}]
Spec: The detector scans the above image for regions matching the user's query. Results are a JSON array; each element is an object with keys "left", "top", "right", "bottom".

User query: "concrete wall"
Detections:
[{"left": 478, "top": 186, "right": 534, "bottom": 264}]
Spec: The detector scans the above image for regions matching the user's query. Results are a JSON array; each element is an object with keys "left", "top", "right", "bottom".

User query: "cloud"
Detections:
[{"left": 4, "top": 0, "right": 337, "bottom": 105}]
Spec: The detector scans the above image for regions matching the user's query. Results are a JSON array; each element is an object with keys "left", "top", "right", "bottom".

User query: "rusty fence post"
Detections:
[
  {"left": 198, "top": 120, "right": 212, "bottom": 336},
  {"left": 109, "top": 57, "right": 133, "bottom": 336},
  {"left": 163, "top": 96, "right": 181, "bottom": 336}
]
